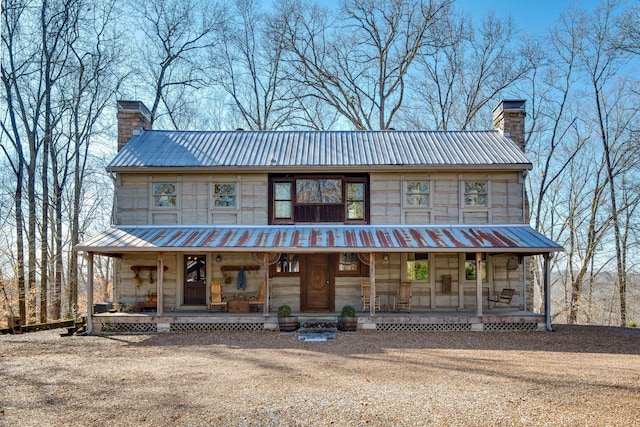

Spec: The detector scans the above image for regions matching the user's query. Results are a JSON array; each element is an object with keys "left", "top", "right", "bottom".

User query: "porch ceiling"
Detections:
[{"left": 76, "top": 224, "right": 562, "bottom": 255}]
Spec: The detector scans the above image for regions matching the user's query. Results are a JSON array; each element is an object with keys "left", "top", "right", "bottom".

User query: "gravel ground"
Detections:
[{"left": 1, "top": 325, "right": 639, "bottom": 427}]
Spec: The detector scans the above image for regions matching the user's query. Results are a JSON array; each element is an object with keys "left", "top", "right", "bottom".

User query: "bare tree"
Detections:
[
  {"left": 212, "top": 0, "right": 294, "bottom": 130},
  {"left": 131, "top": 0, "right": 226, "bottom": 129},
  {"left": 406, "top": 11, "right": 531, "bottom": 130},
  {"left": 274, "top": 0, "right": 452, "bottom": 130}
]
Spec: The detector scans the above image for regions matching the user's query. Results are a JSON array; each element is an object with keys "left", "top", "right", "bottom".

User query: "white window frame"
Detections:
[
  {"left": 211, "top": 180, "right": 240, "bottom": 210},
  {"left": 401, "top": 176, "right": 433, "bottom": 225},
  {"left": 151, "top": 182, "right": 179, "bottom": 209},
  {"left": 459, "top": 176, "right": 491, "bottom": 223}
]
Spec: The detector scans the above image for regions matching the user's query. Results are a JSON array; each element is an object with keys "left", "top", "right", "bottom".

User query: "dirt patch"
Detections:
[{"left": 1, "top": 325, "right": 639, "bottom": 426}]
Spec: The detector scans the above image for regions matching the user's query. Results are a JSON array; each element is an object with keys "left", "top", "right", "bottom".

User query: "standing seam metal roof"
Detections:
[{"left": 107, "top": 130, "right": 531, "bottom": 169}]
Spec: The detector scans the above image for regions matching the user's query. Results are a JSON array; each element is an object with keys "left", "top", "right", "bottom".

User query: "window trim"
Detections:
[{"left": 334, "top": 252, "right": 368, "bottom": 277}]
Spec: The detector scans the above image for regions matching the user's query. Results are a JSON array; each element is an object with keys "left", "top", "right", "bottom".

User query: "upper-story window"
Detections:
[
  {"left": 153, "top": 183, "right": 177, "bottom": 208},
  {"left": 270, "top": 174, "right": 368, "bottom": 224},
  {"left": 213, "top": 183, "right": 237, "bottom": 208},
  {"left": 464, "top": 181, "right": 488, "bottom": 207},
  {"left": 274, "top": 181, "right": 293, "bottom": 220},
  {"left": 346, "top": 182, "right": 365, "bottom": 220},
  {"left": 405, "top": 181, "right": 430, "bottom": 207}
]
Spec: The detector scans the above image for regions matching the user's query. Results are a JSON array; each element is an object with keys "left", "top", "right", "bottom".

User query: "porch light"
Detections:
[
  {"left": 383, "top": 253, "right": 389, "bottom": 262},
  {"left": 216, "top": 254, "right": 222, "bottom": 263}
]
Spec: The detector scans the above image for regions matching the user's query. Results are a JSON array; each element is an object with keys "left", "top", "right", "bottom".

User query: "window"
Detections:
[
  {"left": 270, "top": 174, "right": 368, "bottom": 224},
  {"left": 335, "top": 253, "right": 368, "bottom": 276},
  {"left": 153, "top": 183, "right": 177, "bottom": 208},
  {"left": 274, "top": 182, "right": 293, "bottom": 220},
  {"left": 465, "top": 253, "right": 487, "bottom": 281},
  {"left": 213, "top": 183, "right": 236, "bottom": 208},
  {"left": 405, "top": 181, "right": 430, "bottom": 207},
  {"left": 346, "top": 182, "right": 365, "bottom": 220},
  {"left": 406, "top": 253, "right": 429, "bottom": 280},
  {"left": 338, "top": 253, "right": 358, "bottom": 271},
  {"left": 296, "top": 179, "right": 342, "bottom": 203},
  {"left": 464, "top": 182, "right": 488, "bottom": 207},
  {"left": 271, "top": 253, "right": 300, "bottom": 277}
]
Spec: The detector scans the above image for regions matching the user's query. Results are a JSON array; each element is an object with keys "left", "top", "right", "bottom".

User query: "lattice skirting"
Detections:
[
  {"left": 377, "top": 323, "right": 473, "bottom": 332},
  {"left": 99, "top": 323, "right": 156, "bottom": 334},
  {"left": 484, "top": 322, "right": 539, "bottom": 332},
  {"left": 170, "top": 323, "right": 263, "bottom": 332}
]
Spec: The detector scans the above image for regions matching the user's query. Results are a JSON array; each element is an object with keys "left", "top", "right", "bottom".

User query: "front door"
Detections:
[
  {"left": 184, "top": 255, "right": 206, "bottom": 305},
  {"left": 301, "top": 254, "right": 334, "bottom": 312}
]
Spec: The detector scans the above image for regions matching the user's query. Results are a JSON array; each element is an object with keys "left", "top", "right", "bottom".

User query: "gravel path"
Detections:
[{"left": 1, "top": 325, "right": 639, "bottom": 426}]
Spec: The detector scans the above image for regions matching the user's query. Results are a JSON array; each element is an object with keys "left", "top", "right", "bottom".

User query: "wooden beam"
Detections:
[{"left": 157, "top": 253, "right": 164, "bottom": 316}]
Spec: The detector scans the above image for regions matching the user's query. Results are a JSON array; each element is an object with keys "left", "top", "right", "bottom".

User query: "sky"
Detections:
[{"left": 455, "top": 0, "right": 603, "bottom": 35}]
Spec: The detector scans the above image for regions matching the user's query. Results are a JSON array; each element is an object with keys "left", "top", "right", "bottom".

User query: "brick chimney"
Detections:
[
  {"left": 117, "top": 100, "right": 151, "bottom": 151},
  {"left": 492, "top": 100, "right": 526, "bottom": 151}
]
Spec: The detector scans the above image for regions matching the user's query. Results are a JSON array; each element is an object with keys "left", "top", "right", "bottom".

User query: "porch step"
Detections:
[{"left": 297, "top": 317, "right": 338, "bottom": 342}]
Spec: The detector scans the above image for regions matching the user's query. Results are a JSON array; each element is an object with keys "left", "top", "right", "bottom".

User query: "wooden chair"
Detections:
[
  {"left": 488, "top": 288, "right": 515, "bottom": 307},
  {"left": 361, "top": 281, "right": 380, "bottom": 312},
  {"left": 393, "top": 282, "right": 412, "bottom": 312},
  {"left": 209, "top": 280, "right": 228, "bottom": 312},
  {"left": 248, "top": 282, "right": 265, "bottom": 312}
]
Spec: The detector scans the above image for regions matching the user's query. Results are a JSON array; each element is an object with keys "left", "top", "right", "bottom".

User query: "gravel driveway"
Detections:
[{"left": 1, "top": 325, "right": 639, "bottom": 426}]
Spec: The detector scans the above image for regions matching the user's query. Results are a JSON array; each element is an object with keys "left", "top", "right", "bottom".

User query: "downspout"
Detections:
[{"left": 544, "top": 252, "right": 555, "bottom": 332}]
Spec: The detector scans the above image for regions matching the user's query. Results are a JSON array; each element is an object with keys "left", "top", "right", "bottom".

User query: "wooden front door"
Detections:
[
  {"left": 301, "top": 254, "right": 334, "bottom": 312},
  {"left": 184, "top": 255, "right": 206, "bottom": 305}
]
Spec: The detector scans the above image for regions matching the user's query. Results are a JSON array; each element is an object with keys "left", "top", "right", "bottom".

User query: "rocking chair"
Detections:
[
  {"left": 393, "top": 281, "right": 412, "bottom": 312},
  {"left": 361, "top": 281, "right": 380, "bottom": 312},
  {"left": 209, "top": 280, "right": 228, "bottom": 312}
]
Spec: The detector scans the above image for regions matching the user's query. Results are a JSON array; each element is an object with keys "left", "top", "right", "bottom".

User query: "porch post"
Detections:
[
  {"left": 544, "top": 253, "right": 555, "bottom": 332},
  {"left": 87, "top": 252, "right": 94, "bottom": 334},
  {"left": 476, "top": 252, "right": 483, "bottom": 317},
  {"left": 263, "top": 253, "right": 270, "bottom": 315},
  {"left": 157, "top": 252, "right": 164, "bottom": 316},
  {"left": 369, "top": 253, "right": 376, "bottom": 316}
]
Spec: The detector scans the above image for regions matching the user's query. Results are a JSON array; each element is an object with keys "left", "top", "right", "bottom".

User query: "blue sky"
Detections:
[{"left": 455, "top": 0, "right": 602, "bottom": 35}]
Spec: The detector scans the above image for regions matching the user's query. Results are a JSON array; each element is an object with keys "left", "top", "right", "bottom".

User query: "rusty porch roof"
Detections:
[{"left": 76, "top": 224, "right": 562, "bottom": 254}]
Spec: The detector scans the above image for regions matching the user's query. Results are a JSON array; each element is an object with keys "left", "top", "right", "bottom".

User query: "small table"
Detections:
[
  {"left": 138, "top": 301, "right": 157, "bottom": 312},
  {"left": 228, "top": 299, "right": 251, "bottom": 312}
]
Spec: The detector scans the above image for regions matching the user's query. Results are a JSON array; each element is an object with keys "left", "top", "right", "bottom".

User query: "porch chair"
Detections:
[
  {"left": 361, "top": 281, "right": 380, "bottom": 312},
  {"left": 487, "top": 288, "right": 515, "bottom": 307},
  {"left": 393, "top": 281, "right": 412, "bottom": 312},
  {"left": 248, "top": 282, "right": 265, "bottom": 312},
  {"left": 209, "top": 280, "right": 228, "bottom": 312}
]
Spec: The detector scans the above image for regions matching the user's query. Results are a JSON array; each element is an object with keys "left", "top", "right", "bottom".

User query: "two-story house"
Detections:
[{"left": 77, "top": 100, "right": 562, "bottom": 333}]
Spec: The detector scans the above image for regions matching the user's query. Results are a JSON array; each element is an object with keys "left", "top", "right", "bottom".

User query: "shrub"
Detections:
[
  {"left": 340, "top": 305, "right": 356, "bottom": 317},
  {"left": 277, "top": 304, "right": 292, "bottom": 318}
]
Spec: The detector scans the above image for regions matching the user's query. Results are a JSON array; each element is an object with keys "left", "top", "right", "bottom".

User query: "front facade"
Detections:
[{"left": 78, "top": 100, "right": 561, "bottom": 333}]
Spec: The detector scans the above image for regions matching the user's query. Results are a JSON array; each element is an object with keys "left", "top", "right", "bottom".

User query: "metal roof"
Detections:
[
  {"left": 77, "top": 224, "right": 562, "bottom": 254},
  {"left": 107, "top": 130, "right": 531, "bottom": 170}
]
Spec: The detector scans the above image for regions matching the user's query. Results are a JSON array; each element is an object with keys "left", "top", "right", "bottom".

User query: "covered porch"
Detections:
[{"left": 77, "top": 224, "right": 562, "bottom": 334}]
